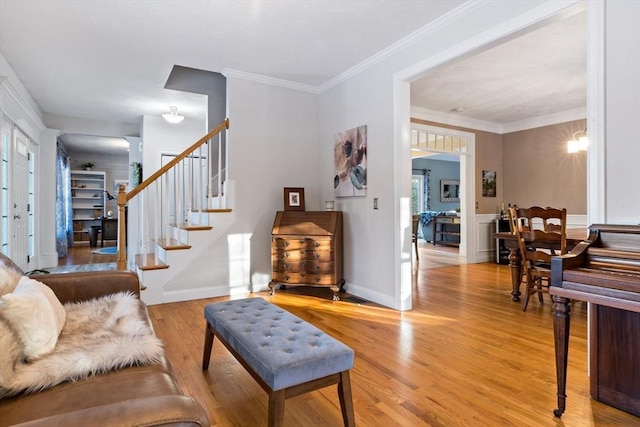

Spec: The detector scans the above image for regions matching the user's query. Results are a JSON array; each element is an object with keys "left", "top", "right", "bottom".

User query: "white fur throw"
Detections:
[{"left": 0, "top": 292, "right": 164, "bottom": 398}]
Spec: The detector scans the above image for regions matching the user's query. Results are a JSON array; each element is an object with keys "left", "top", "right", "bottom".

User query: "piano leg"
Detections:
[
  {"left": 552, "top": 295, "right": 571, "bottom": 417},
  {"left": 508, "top": 247, "right": 523, "bottom": 301}
]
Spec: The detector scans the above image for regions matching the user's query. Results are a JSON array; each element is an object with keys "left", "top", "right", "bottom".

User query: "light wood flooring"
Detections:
[
  {"left": 57, "top": 242, "right": 639, "bottom": 425},
  {"left": 57, "top": 242, "right": 117, "bottom": 267}
]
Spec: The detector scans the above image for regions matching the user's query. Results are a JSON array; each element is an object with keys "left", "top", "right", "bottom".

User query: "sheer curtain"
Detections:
[{"left": 55, "top": 144, "right": 72, "bottom": 256}]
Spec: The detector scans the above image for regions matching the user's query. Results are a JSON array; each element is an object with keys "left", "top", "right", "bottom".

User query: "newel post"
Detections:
[{"left": 116, "top": 185, "right": 127, "bottom": 270}]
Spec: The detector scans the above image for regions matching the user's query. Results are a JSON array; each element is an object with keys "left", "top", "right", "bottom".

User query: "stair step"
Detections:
[
  {"left": 201, "top": 208, "right": 233, "bottom": 213},
  {"left": 135, "top": 254, "right": 169, "bottom": 271},
  {"left": 170, "top": 224, "right": 214, "bottom": 231},
  {"left": 156, "top": 238, "right": 192, "bottom": 250}
]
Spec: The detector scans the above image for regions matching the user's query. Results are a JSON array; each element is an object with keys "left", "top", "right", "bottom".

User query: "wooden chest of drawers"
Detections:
[{"left": 269, "top": 211, "right": 344, "bottom": 300}]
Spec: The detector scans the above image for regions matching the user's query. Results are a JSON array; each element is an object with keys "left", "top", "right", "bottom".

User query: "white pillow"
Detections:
[
  {"left": 0, "top": 266, "right": 22, "bottom": 296},
  {"left": 0, "top": 277, "right": 66, "bottom": 359}
]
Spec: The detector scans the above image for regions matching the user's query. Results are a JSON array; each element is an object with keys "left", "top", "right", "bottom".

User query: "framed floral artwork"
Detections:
[
  {"left": 284, "top": 187, "right": 305, "bottom": 211},
  {"left": 482, "top": 170, "right": 496, "bottom": 197},
  {"left": 334, "top": 124, "right": 367, "bottom": 197}
]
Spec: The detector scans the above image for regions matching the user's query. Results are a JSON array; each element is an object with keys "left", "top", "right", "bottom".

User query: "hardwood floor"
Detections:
[
  {"left": 57, "top": 242, "right": 117, "bottom": 266},
  {"left": 147, "top": 259, "right": 640, "bottom": 426}
]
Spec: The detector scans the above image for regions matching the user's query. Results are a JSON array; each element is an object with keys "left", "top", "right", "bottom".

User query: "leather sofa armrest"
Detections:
[
  {"left": 30, "top": 270, "right": 141, "bottom": 304},
  {"left": 13, "top": 395, "right": 210, "bottom": 427}
]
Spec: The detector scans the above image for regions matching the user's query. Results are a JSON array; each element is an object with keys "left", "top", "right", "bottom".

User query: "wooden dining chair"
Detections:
[
  {"left": 412, "top": 214, "right": 420, "bottom": 261},
  {"left": 508, "top": 206, "right": 567, "bottom": 311}
]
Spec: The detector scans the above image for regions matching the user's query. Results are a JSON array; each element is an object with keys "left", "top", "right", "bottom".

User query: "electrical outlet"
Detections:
[{"left": 373, "top": 198, "right": 378, "bottom": 209}]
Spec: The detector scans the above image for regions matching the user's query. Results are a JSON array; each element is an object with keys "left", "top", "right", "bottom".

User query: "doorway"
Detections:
[{"left": 393, "top": 4, "right": 585, "bottom": 310}]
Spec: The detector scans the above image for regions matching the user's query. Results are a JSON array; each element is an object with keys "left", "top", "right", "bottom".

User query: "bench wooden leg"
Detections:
[
  {"left": 202, "top": 322, "right": 214, "bottom": 370},
  {"left": 338, "top": 370, "right": 355, "bottom": 427},
  {"left": 268, "top": 389, "right": 286, "bottom": 427}
]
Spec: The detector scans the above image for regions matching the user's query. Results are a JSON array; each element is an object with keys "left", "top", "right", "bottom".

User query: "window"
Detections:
[
  {"left": 411, "top": 129, "right": 468, "bottom": 154},
  {"left": 411, "top": 174, "right": 424, "bottom": 215},
  {"left": 28, "top": 151, "right": 35, "bottom": 259},
  {"left": 1, "top": 131, "right": 8, "bottom": 255}
]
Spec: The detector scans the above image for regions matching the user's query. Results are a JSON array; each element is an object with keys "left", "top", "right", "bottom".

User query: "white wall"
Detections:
[
  {"left": 39, "top": 129, "right": 59, "bottom": 267},
  {"left": 603, "top": 0, "right": 640, "bottom": 224},
  {"left": 43, "top": 113, "right": 139, "bottom": 139},
  {"left": 226, "top": 78, "right": 320, "bottom": 291},
  {"left": 141, "top": 115, "right": 207, "bottom": 178}
]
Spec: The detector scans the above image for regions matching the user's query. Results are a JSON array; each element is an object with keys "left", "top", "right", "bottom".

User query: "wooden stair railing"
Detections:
[{"left": 114, "top": 118, "right": 230, "bottom": 270}]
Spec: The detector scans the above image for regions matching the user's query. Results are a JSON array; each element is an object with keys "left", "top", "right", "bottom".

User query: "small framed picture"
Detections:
[{"left": 284, "top": 187, "right": 305, "bottom": 211}]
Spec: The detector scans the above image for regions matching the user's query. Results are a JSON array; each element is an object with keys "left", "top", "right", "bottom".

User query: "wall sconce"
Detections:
[
  {"left": 567, "top": 130, "right": 588, "bottom": 153},
  {"left": 162, "top": 106, "right": 184, "bottom": 124}
]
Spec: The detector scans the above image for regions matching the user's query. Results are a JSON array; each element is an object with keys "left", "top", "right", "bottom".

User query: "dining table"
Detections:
[{"left": 495, "top": 228, "right": 587, "bottom": 301}]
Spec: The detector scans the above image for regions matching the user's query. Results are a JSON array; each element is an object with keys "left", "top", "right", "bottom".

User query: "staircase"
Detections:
[{"left": 114, "top": 119, "right": 233, "bottom": 305}]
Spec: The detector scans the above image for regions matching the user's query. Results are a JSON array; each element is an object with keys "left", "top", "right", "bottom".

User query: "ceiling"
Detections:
[
  {"left": 411, "top": 10, "right": 586, "bottom": 126},
  {"left": 0, "top": 1, "right": 585, "bottom": 154}
]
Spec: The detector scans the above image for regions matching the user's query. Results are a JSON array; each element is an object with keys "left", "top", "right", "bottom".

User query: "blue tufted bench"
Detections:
[{"left": 202, "top": 298, "right": 355, "bottom": 426}]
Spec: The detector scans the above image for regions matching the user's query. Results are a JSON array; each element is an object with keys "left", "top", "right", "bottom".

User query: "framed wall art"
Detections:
[
  {"left": 482, "top": 170, "right": 496, "bottom": 197},
  {"left": 284, "top": 187, "right": 305, "bottom": 211},
  {"left": 334, "top": 124, "right": 367, "bottom": 197},
  {"left": 440, "top": 179, "right": 460, "bottom": 202}
]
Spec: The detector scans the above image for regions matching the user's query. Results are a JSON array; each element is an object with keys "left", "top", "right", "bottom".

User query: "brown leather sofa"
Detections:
[{"left": 0, "top": 258, "right": 209, "bottom": 427}]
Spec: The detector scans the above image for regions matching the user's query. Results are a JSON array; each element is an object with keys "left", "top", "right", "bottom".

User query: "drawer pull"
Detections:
[
  {"left": 315, "top": 276, "right": 321, "bottom": 282},
  {"left": 283, "top": 252, "right": 289, "bottom": 258},
  {"left": 313, "top": 264, "right": 321, "bottom": 271},
  {"left": 314, "top": 241, "right": 321, "bottom": 247},
  {"left": 299, "top": 239, "right": 306, "bottom": 243},
  {"left": 285, "top": 275, "right": 290, "bottom": 281},
  {"left": 283, "top": 241, "right": 290, "bottom": 247},
  {"left": 282, "top": 263, "right": 291, "bottom": 270},
  {"left": 314, "top": 253, "right": 321, "bottom": 259}
]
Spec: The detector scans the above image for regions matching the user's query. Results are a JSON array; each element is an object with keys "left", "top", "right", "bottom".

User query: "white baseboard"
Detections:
[
  {"left": 344, "top": 281, "right": 396, "bottom": 308},
  {"left": 157, "top": 284, "right": 252, "bottom": 305}
]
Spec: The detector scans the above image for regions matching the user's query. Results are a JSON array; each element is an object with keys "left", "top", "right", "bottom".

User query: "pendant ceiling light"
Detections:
[{"left": 162, "top": 106, "right": 184, "bottom": 124}]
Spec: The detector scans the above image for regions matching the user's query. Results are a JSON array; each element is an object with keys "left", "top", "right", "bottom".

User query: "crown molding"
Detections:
[
  {"left": 0, "top": 76, "right": 46, "bottom": 133},
  {"left": 411, "top": 106, "right": 503, "bottom": 133},
  {"left": 221, "top": 1, "right": 487, "bottom": 94},
  {"left": 500, "top": 107, "right": 586, "bottom": 133},
  {"left": 319, "top": 0, "right": 486, "bottom": 93},
  {"left": 411, "top": 106, "right": 586, "bottom": 134},
  {"left": 222, "top": 68, "right": 321, "bottom": 94}
]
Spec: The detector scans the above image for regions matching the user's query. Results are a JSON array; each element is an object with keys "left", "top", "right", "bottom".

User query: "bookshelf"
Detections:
[{"left": 71, "top": 170, "right": 106, "bottom": 244}]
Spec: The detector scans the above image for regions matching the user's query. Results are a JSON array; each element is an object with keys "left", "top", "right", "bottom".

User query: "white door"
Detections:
[{"left": 12, "top": 128, "right": 29, "bottom": 270}]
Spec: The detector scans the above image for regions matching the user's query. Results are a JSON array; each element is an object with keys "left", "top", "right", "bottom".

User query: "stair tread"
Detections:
[
  {"left": 201, "top": 208, "right": 232, "bottom": 213},
  {"left": 135, "top": 254, "right": 169, "bottom": 271},
  {"left": 156, "top": 238, "right": 192, "bottom": 250},
  {"left": 169, "top": 224, "right": 213, "bottom": 231}
]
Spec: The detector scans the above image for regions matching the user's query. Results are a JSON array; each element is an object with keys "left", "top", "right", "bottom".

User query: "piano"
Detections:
[{"left": 550, "top": 224, "right": 640, "bottom": 417}]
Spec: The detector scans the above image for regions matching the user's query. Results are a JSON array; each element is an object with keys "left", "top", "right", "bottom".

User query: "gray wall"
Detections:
[{"left": 412, "top": 158, "right": 460, "bottom": 212}]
